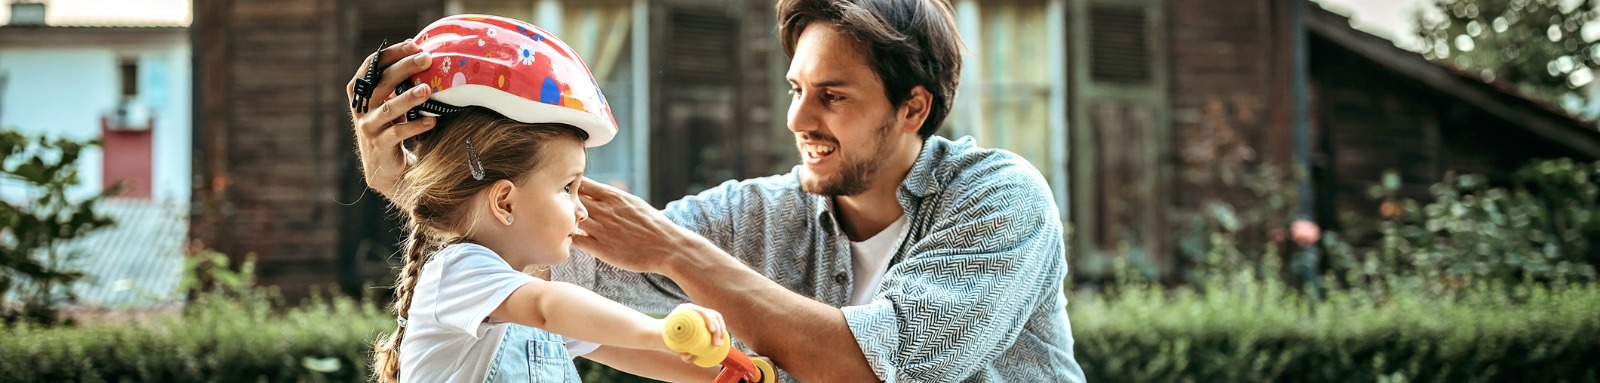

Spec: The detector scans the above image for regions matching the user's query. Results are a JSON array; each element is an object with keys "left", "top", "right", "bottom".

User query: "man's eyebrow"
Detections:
[
  {"left": 810, "top": 80, "right": 850, "bottom": 88},
  {"left": 785, "top": 78, "right": 852, "bottom": 88}
]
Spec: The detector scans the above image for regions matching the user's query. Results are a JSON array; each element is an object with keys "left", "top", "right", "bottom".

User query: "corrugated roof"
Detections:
[{"left": 60, "top": 198, "right": 187, "bottom": 307}]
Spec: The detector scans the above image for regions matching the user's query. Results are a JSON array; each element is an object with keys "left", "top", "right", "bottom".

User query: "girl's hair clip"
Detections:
[
  {"left": 395, "top": 316, "right": 408, "bottom": 328},
  {"left": 465, "top": 138, "right": 486, "bottom": 181}
]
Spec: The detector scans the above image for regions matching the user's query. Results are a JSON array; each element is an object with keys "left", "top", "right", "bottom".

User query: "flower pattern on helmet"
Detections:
[
  {"left": 405, "top": 14, "right": 619, "bottom": 146},
  {"left": 517, "top": 43, "right": 536, "bottom": 66}
]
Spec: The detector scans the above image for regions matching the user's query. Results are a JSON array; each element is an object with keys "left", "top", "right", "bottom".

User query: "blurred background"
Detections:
[{"left": 2, "top": 0, "right": 1599, "bottom": 381}]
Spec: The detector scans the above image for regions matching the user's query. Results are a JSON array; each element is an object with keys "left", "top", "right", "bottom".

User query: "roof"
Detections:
[
  {"left": 0, "top": 0, "right": 190, "bottom": 28},
  {"left": 1305, "top": 1, "right": 1600, "bottom": 158},
  {"left": 61, "top": 199, "right": 187, "bottom": 307}
]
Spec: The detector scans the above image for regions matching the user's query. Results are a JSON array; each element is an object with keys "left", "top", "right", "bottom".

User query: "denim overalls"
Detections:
[{"left": 483, "top": 324, "right": 582, "bottom": 383}]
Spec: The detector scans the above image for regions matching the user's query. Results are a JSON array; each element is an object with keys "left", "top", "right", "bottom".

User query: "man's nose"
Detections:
[{"left": 787, "top": 93, "right": 820, "bottom": 133}]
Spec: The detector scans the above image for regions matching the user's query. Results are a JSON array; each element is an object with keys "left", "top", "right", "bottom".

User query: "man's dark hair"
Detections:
[{"left": 778, "top": 0, "right": 962, "bottom": 139}]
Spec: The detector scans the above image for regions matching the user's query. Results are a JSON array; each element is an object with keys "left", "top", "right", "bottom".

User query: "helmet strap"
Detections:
[{"left": 350, "top": 40, "right": 385, "bottom": 113}]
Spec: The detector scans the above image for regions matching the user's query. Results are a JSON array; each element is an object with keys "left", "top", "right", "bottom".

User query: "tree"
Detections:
[
  {"left": 0, "top": 130, "right": 119, "bottom": 324},
  {"left": 1418, "top": 0, "right": 1600, "bottom": 105}
]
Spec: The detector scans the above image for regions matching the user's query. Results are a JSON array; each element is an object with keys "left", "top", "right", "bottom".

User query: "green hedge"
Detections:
[
  {"left": 3, "top": 283, "right": 1596, "bottom": 382},
  {"left": 0, "top": 291, "right": 654, "bottom": 383},
  {"left": 1073, "top": 280, "right": 1600, "bottom": 382}
]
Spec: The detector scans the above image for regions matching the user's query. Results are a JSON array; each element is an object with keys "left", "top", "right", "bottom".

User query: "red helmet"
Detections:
[{"left": 405, "top": 15, "right": 617, "bottom": 147}]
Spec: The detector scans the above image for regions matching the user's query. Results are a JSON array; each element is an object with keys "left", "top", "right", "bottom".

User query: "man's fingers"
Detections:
[
  {"left": 570, "top": 233, "right": 602, "bottom": 254},
  {"left": 579, "top": 177, "right": 624, "bottom": 200}
]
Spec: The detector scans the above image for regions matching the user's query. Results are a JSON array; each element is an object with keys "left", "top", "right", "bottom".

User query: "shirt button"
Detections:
[{"left": 833, "top": 272, "right": 848, "bottom": 285}]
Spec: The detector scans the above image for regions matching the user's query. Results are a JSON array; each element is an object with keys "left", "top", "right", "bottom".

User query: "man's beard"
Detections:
[{"left": 800, "top": 116, "right": 895, "bottom": 196}]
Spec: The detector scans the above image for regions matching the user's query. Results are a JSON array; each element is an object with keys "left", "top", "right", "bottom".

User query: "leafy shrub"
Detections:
[
  {"left": 0, "top": 130, "right": 119, "bottom": 325},
  {"left": 1075, "top": 275, "right": 1600, "bottom": 382}
]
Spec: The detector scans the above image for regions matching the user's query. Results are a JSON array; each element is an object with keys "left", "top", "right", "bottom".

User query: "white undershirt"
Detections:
[{"left": 848, "top": 216, "right": 910, "bottom": 306}]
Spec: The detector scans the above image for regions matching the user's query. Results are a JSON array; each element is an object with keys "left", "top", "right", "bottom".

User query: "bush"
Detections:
[
  {"left": 1327, "top": 159, "right": 1600, "bottom": 300},
  {"left": 0, "top": 130, "right": 119, "bottom": 324},
  {"left": 0, "top": 250, "right": 657, "bottom": 383},
  {"left": 1074, "top": 277, "right": 1600, "bottom": 382},
  {"left": 5, "top": 274, "right": 1594, "bottom": 382}
]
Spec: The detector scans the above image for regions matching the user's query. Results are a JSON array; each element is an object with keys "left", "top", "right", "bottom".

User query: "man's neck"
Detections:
[
  {"left": 833, "top": 139, "right": 922, "bottom": 241},
  {"left": 834, "top": 184, "right": 903, "bottom": 242}
]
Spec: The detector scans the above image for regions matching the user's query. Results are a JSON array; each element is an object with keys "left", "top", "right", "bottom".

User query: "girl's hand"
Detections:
[
  {"left": 346, "top": 39, "right": 436, "bottom": 200},
  {"left": 666, "top": 303, "right": 726, "bottom": 365}
]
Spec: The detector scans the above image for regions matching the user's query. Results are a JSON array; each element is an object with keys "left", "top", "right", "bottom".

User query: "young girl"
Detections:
[{"left": 358, "top": 15, "right": 725, "bottom": 383}]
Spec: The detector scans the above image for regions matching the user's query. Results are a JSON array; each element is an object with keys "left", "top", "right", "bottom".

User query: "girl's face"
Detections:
[{"left": 506, "top": 138, "right": 588, "bottom": 266}]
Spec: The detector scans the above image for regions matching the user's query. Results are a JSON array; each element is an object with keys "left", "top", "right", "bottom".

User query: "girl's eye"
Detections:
[
  {"left": 786, "top": 88, "right": 800, "bottom": 98},
  {"left": 822, "top": 93, "right": 843, "bottom": 103}
]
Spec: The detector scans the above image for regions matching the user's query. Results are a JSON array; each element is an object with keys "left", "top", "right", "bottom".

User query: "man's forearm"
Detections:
[{"left": 663, "top": 242, "right": 881, "bottom": 382}]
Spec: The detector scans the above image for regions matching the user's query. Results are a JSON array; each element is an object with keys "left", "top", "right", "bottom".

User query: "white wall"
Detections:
[{"left": 0, "top": 38, "right": 190, "bottom": 203}]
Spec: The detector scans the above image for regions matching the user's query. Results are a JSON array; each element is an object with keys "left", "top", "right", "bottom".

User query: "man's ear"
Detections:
[
  {"left": 897, "top": 86, "right": 933, "bottom": 134},
  {"left": 488, "top": 179, "right": 517, "bottom": 225}
]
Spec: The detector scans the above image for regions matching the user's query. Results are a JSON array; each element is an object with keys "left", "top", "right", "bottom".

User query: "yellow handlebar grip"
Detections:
[
  {"left": 662, "top": 308, "right": 731, "bottom": 368},
  {"left": 751, "top": 357, "right": 778, "bottom": 383}
]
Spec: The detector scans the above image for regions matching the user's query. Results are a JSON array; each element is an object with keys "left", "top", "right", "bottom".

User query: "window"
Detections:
[
  {"left": 1069, "top": 0, "right": 1169, "bottom": 271},
  {"left": 947, "top": 0, "right": 1068, "bottom": 214},
  {"left": 119, "top": 58, "right": 139, "bottom": 97}
]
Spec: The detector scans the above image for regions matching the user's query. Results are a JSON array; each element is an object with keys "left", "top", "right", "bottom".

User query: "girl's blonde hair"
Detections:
[{"left": 371, "top": 107, "right": 589, "bottom": 383}]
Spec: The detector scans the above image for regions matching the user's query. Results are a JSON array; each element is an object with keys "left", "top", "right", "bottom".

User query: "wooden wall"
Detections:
[{"left": 192, "top": 0, "right": 440, "bottom": 299}]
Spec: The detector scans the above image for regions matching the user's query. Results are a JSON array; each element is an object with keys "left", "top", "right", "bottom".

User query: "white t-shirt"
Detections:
[
  {"left": 848, "top": 216, "right": 910, "bottom": 306},
  {"left": 399, "top": 243, "right": 599, "bottom": 383}
]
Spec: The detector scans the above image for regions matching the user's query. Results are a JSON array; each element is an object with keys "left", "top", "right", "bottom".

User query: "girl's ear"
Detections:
[{"left": 488, "top": 179, "right": 517, "bottom": 225}]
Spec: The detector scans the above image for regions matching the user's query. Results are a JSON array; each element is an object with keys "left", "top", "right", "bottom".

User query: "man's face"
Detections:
[{"left": 786, "top": 24, "right": 903, "bottom": 197}]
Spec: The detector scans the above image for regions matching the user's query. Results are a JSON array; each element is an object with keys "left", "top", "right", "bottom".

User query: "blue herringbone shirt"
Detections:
[{"left": 555, "top": 136, "right": 1086, "bottom": 382}]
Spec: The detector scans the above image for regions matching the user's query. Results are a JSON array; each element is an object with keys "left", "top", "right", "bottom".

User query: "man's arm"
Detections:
[
  {"left": 576, "top": 159, "right": 1071, "bottom": 381},
  {"left": 572, "top": 178, "right": 881, "bottom": 382}
]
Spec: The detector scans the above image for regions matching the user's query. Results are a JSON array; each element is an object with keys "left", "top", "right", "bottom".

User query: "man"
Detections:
[{"left": 350, "top": 1, "right": 1085, "bottom": 381}]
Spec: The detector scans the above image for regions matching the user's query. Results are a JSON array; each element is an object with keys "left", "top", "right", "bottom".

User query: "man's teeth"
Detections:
[{"left": 805, "top": 144, "right": 836, "bottom": 155}]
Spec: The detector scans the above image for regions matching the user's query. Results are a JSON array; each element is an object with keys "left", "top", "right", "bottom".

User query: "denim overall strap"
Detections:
[{"left": 483, "top": 324, "right": 582, "bottom": 383}]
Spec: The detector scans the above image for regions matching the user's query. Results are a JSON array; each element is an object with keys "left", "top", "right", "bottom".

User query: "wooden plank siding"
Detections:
[{"left": 193, "top": 0, "right": 442, "bottom": 299}]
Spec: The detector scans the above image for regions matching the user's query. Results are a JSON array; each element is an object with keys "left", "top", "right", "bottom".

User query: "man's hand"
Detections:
[
  {"left": 571, "top": 178, "right": 714, "bottom": 276},
  {"left": 346, "top": 39, "right": 436, "bottom": 199}
]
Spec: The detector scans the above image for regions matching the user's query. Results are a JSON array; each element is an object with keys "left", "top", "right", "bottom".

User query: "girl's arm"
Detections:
[
  {"left": 583, "top": 345, "right": 720, "bottom": 382},
  {"left": 489, "top": 279, "right": 724, "bottom": 355}
]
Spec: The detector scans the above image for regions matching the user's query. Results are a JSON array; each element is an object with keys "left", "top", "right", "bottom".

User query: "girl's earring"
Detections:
[{"left": 505, "top": 216, "right": 514, "bottom": 225}]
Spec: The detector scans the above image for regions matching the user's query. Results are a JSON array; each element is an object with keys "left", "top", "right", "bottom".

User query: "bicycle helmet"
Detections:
[{"left": 402, "top": 14, "right": 617, "bottom": 147}]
